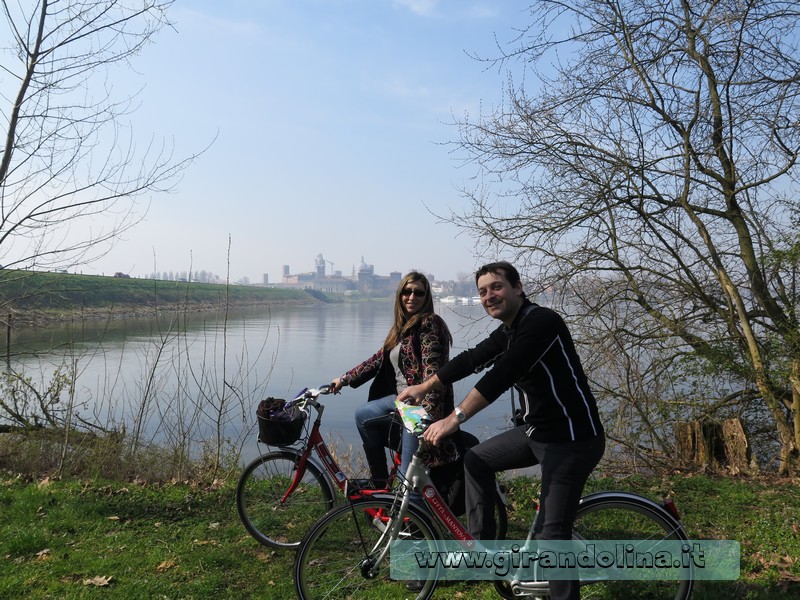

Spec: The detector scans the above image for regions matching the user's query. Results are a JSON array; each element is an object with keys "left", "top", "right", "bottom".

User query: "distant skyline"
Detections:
[
  {"left": 140, "top": 252, "right": 465, "bottom": 285},
  {"left": 59, "top": 1, "right": 530, "bottom": 283}
]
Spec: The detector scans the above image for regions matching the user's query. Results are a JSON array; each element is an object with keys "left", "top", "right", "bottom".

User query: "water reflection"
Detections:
[{"left": 3, "top": 301, "right": 516, "bottom": 466}]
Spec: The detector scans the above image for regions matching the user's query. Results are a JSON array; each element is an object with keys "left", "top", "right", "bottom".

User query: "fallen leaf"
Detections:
[
  {"left": 35, "top": 549, "right": 51, "bottom": 561},
  {"left": 208, "top": 522, "right": 220, "bottom": 530},
  {"left": 83, "top": 575, "right": 113, "bottom": 587},
  {"left": 156, "top": 560, "right": 176, "bottom": 573}
]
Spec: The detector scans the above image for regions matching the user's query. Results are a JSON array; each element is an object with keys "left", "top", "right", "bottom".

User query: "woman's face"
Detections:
[{"left": 400, "top": 279, "right": 427, "bottom": 316}]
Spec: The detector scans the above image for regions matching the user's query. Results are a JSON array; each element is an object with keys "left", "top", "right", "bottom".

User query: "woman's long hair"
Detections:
[{"left": 383, "top": 272, "right": 450, "bottom": 350}]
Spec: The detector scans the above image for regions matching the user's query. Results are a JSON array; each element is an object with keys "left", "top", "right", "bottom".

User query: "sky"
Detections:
[{"left": 78, "top": 1, "right": 531, "bottom": 283}]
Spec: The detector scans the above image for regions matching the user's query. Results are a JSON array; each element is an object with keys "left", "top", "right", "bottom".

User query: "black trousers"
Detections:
[{"left": 463, "top": 425, "right": 605, "bottom": 600}]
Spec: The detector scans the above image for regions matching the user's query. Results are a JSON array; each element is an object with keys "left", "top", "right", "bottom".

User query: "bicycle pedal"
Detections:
[{"left": 345, "top": 478, "right": 382, "bottom": 495}]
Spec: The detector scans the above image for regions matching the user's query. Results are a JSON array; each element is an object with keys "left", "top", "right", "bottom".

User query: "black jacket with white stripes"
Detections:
[{"left": 436, "top": 300, "right": 604, "bottom": 443}]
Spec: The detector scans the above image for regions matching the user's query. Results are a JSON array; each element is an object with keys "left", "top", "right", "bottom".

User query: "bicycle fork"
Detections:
[
  {"left": 279, "top": 449, "right": 315, "bottom": 505},
  {"left": 352, "top": 491, "right": 413, "bottom": 579}
]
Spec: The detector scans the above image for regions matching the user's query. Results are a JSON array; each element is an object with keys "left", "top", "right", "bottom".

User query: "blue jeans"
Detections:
[{"left": 354, "top": 395, "right": 418, "bottom": 477}]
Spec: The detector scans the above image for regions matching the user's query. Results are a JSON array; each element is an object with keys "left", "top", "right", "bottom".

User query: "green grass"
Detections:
[{"left": 1, "top": 473, "right": 798, "bottom": 599}]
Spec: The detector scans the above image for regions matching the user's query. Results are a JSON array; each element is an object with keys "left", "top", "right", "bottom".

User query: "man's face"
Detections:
[{"left": 477, "top": 271, "right": 524, "bottom": 326}]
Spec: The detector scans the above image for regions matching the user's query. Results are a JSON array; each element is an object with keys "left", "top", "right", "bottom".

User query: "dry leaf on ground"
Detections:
[{"left": 83, "top": 576, "right": 113, "bottom": 587}]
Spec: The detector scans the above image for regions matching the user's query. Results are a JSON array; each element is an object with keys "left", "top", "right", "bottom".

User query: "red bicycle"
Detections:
[
  {"left": 236, "top": 384, "right": 508, "bottom": 549},
  {"left": 236, "top": 385, "right": 384, "bottom": 548}
]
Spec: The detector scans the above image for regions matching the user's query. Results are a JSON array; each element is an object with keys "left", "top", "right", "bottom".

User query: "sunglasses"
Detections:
[{"left": 401, "top": 288, "right": 427, "bottom": 298}]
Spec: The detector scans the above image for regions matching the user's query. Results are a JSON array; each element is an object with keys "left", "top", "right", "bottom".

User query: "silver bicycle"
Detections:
[{"left": 293, "top": 403, "right": 693, "bottom": 599}]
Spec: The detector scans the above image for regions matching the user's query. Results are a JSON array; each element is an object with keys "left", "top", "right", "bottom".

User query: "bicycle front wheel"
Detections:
[
  {"left": 572, "top": 492, "right": 694, "bottom": 600},
  {"left": 236, "top": 450, "right": 335, "bottom": 549},
  {"left": 295, "top": 497, "right": 439, "bottom": 600}
]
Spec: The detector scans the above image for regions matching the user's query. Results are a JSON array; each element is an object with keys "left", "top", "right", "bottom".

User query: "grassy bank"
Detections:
[
  {"left": 1, "top": 472, "right": 798, "bottom": 599},
  {"left": 0, "top": 270, "right": 328, "bottom": 326}
]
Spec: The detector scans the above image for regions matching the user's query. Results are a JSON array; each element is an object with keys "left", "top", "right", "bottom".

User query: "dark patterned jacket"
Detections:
[{"left": 340, "top": 313, "right": 459, "bottom": 467}]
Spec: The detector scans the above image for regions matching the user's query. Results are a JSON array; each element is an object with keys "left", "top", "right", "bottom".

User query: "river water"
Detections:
[{"left": 4, "top": 300, "right": 516, "bottom": 466}]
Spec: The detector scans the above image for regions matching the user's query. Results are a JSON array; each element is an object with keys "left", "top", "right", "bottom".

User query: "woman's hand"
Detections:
[
  {"left": 397, "top": 383, "right": 425, "bottom": 405},
  {"left": 330, "top": 377, "right": 344, "bottom": 394}
]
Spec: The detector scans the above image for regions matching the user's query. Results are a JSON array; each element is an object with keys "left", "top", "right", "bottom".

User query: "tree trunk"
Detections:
[
  {"left": 720, "top": 418, "right": 758, "bottom": 475},
  {"left": 676, "top": 418, "right": 758, "bottom": 474}
]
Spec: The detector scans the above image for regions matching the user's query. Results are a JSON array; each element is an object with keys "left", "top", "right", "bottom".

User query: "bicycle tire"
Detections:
[
  {"left": 495, "top": 491, "right": 693, "bottom": 600},
  {"left": 295, "top": 496, "right": 440, "bottom": 600},
  {"left": 236, "top": 450, "right": 336, "bottom": 549}
]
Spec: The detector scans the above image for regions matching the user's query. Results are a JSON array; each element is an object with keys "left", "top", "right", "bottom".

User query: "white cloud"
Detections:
[
  {"left": 466, "top": 4, "right": 499, "bottom": 19},
  {"left": 392, "top": 0, "right": 440, "bottom": 17},
  {"left": 392, "top": 1, "right": 500, "bottom": 20}
]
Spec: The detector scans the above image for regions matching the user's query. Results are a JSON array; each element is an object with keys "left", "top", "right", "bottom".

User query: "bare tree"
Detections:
[
  {"left": 0, "top": 0, "right": 197, "bottom": 272},
  {"left": 452, "top": 0, "right": 800, "bottom": 473}
]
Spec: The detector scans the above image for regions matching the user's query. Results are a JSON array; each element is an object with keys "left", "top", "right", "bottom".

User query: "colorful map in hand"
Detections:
[{"left": 395, "top": 399, "right": 431, "bottom": 433}]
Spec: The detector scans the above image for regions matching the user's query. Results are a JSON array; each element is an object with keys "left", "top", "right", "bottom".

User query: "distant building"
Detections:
[{"left": 278, "top": 255, "right": 404, "bottom": 296}]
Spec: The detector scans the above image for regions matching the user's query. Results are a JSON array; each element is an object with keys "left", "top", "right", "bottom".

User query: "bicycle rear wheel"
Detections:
[
  {"left": 295, "top": 496, "right": 439, "bottom": 600},
  {"left": 572, "top": 492, "right": 693, "bottom": 600},
  {"left": 236, "top": 450, "right": 335, "bottom": 549},
  {"left": 494, "top": 491, "right": 693, "bottom": 600}
]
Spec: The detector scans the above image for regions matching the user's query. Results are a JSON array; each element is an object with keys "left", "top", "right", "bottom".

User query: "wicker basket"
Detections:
[{"left": 256, "top": 398, "right": 307, "bottom": 445}]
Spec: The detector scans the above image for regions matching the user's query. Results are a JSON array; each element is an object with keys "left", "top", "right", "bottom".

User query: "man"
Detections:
[{"left": 397, "top": 261, "right": 604, "bottom": 600}]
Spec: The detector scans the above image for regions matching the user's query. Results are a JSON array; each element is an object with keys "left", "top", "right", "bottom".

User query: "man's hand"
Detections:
[
  {"left": 423, "top": 413, "right": 459, "bottom": 446},
  {"left": 330, "top": 377, "right": 344, "bottom": 394}
]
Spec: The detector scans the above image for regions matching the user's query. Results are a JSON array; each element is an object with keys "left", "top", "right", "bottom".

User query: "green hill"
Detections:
[{"left": 0, "top": 270, "right": 324, "bottom": 325}]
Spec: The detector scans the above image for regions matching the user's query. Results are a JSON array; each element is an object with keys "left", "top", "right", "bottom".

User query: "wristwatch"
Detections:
[{"left": 454, "top": 407, "right": 469, "bottom": 424}]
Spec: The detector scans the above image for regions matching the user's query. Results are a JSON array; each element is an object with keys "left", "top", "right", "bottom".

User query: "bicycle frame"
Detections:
[
  {"left": 274, "top": 406, "right": 345, "bottom": 504},
  {"left": 366, "top": 438, "right": 475, "bottom": 542},
  {"left": 408, "top": 451, "right": 474, "bottom": 541},
  {"left": 271, "top": 388, "right": 402, "bottom": 505}
]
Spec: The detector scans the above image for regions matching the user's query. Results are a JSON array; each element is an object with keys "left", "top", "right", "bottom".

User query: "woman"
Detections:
[{"left": 331, "top": 272, "right": 458, "bottom": 484}]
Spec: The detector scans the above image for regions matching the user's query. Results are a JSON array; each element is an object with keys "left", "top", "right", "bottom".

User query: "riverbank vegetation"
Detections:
[{"left": 1, "top": 468, "right": 798, "bottom": 599}]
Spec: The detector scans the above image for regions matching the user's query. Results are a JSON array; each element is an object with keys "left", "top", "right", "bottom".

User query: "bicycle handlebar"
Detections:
[
  {"left": 286, "top": 384, "right": 334, "bottom": 411},
  {"left": 294, "top": 384, "right": 332, "bottom": 398}
]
